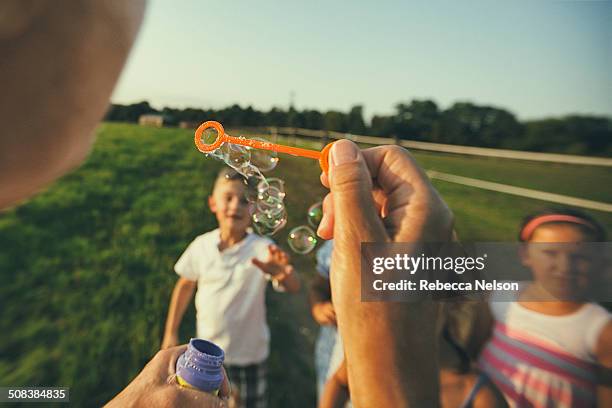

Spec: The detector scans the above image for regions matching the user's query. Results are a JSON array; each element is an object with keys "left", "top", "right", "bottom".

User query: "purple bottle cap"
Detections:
[{"left": 176, "top": 338, "right": 225, "bottom": 392}]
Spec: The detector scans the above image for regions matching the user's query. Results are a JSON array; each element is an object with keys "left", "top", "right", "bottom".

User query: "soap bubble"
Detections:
[
  {"left": 199, "top": 134, "right": 288, "bottom": 236},
  {"left": 258, "top": 186, "right": 284, "bottom": 205},
  {"left": 252, "top": 221, "right": 274, "bottom": 236},
  {"left": 243, "top": 175, "right": 264, "bottom": 202},
  {"left": 253, "top": 209, "right": 287, "bottom": 228},
  {"left": 253, "top": 219, "right": 285, "bottom": 236},
  {"left": 287, "top": 226, "right": 317, "bottom": 254},
  {"left": 252, "top": 176, "right": 287, "bottom": 235},
  {"left": 226, "top": 144, "right": 251, "bottom": 169},
  {"left": 307, "top": 201, "right": 323, "bottom": 229},
  {"left": 240, "top": 163, "right": 262, "bottom": 179},
  {"left": 253, "top": 209, "right": 287, "bottom": 235},
  {"left": 256, "top": 195, "right": 284, "bottom": 216},
  {"left": 257, "top": 178, "right": 285, "bottom": 199},
  {"left": 207, "top": 142, "right": 229, "bottom": 161},
  {"left": 247, "top": 137, "right": 279, "bottom": 172}
]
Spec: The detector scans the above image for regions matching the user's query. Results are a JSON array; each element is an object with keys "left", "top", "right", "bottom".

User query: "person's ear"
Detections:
[{"left": 208, "top": 195, "right": 217, "bottom": 213}]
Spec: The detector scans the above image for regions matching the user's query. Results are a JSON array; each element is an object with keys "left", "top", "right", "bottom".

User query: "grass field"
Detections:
[{"left": 1, "top": 123, "right": 610, "bottom": 406}]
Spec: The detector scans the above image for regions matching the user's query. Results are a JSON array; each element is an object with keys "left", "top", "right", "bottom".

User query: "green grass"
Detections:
[{"left": 1, "top": 122, "right": 610, "bottom": 407}]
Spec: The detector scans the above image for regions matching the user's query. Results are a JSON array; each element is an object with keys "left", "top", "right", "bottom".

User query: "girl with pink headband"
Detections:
[{"left": 474, "top": 208, "right": 611, "bottom": 407}]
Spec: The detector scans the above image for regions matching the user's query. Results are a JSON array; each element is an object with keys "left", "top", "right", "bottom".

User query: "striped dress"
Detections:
[{"left": 478, "top": 296, "right": 610, "bottom": 408}]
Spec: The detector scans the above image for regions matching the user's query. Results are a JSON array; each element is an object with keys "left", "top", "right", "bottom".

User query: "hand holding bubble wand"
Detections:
[{"left": 195, "top": 121, "right": 335, "bottom": 173}]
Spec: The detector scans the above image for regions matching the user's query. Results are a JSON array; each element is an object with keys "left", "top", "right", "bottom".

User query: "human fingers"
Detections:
[
  {"left": 372, "top": 187, "right": 388, "bottom": 218},
  {"left": 164, "top": 345, "right": 189, "bottom": 375},
  {"left": 324, "top": 155, "right": 385, "bottom": 216},
  {"left": 318, "top": 184, "right": 386, "bottom": 240},
  {"left": 360, "top": 145, "right": 453, "bottom": 242},
  {"left": 324, "top": 306, "right": 337, "bottom": 324},
  {"left": 218, "top": 366, "right": 231, "bottom": 399},
  {"left": 275, "top": 246, "right": 289, "bottom": 264},
  {"left": 167, "top": 346, "right": 229, "bottom": 407},
  {"left": 268, "top": 245, "right": 288, "bottom": 264},
  {"left": 328, "top": 302, "right": 336, "bottom": 317},
  {"left": 328, "top": 140, "right": 387, "bottom": 243},
  {"left": 320, "top": 172, "right": 329, "bottom": 189},
  {"left": 172, "top": 386, "right": 228, "bottom": 408},
  {"left": 251, "top": 258, "right": 269, "bottom": 274},
  {"left": 317, "top": 192, "right": 334, "bottom": 239},
  {"left": 267, "top": 244, "right": 276, "bottom": 259},
  {"left": 316, "top": 314, "right": 333, "bottom": 326},
  {"left": 319, "top": 314, "right": 334, "bottom": 326},
  {"left": 313, "top": 303, "right": 332, "bottom": 324}
]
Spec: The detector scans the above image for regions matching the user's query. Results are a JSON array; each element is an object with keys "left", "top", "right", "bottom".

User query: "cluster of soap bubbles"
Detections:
[
  {"left": 286, "top": 201, "right": 323, "bottom": 255},
  {"left": 251, "top": 177, "right": 288, "bottom": 235},
  {"left": 202, "top": 129, "right": 286, "bottom": 236},
  {"left": 199, "top": 129, "right": 326, "bottom": 254}
]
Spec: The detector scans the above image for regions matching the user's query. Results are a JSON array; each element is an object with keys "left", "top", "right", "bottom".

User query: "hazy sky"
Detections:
[{"left": 111, "top": 0, "right": 612, "bottom": 120}]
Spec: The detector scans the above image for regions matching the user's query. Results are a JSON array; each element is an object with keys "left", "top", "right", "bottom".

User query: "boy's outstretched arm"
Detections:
[
  {"left": 252, "top": 245, "right": 301, "bottom": 293},
  {"left": 161, "top": 277, "right": 197, "bottom": 349},
  {"left": 272, "top": 265, "right": 301, "bottom": 293}
]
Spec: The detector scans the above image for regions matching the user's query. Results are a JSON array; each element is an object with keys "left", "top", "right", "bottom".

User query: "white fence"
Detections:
[
  {"left": 238, "top": 127, "right": 612, "bottom": 213},
  {"left": 267, "top": 127, "right": 612, "bottom": 167}
]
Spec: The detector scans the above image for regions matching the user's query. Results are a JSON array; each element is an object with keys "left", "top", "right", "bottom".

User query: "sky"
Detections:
[{"left": 111, "top": 0, "right": 612, "bottom": 121}]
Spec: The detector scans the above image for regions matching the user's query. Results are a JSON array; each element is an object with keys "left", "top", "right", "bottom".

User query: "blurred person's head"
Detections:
[
  {"left": 518, "top": 208, "right": 606, "bottom": 301},
  {"left": 208, "top": 168, "right": 253, "bottom": 234},
  {"left": 0, "top": 1, "right": 145, "bottom": 210}
]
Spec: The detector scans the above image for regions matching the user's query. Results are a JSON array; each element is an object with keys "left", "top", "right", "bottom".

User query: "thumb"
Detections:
[{"left": 328, "top": 140, "right": 387, "bottom": 243}]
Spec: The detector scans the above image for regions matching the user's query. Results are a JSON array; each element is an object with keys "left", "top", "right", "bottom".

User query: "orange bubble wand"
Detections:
[{"left": 195, "top": 121, "right": 335, "bottom": 173}]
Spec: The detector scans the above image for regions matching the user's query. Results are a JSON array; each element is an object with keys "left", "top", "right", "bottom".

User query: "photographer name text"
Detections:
[{"left": 372, "top": 279, "right": 519, "bottom": 292}]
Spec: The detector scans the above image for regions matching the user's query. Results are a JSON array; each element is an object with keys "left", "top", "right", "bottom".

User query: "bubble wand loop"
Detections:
[{"left": 195, "top": 121, "right": 335, "bottom": 173}]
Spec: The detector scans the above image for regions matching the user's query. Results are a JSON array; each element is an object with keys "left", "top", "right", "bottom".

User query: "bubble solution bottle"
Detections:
[{"left": 176, "top": 338, "right": 225, "bottom": 395}]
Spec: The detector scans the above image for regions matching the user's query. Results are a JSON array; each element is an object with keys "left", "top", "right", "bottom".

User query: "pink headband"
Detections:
[{"left": 520, "top": 214, "right": 596, "bottom": 241}]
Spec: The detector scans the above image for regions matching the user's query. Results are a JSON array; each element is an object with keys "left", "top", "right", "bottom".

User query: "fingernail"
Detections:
[{"left": 331, "top": 140, "right": 359, "bottom": 166}]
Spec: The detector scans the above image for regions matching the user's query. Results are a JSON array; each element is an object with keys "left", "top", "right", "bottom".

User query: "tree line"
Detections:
[{"left": 106, "top": 100, "right": 612, "bottom": 156}]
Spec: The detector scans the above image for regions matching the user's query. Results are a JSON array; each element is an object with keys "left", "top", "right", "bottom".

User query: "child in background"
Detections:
[
  {"left": 311, "top": 240, "right": 354, "bottom": 407},
  {"left": 161, "top": 168, "right": 301, "bottom": 408},
  {"left": 310, "top": 240, "right": 340, "bottom": 397},
  {"left": 478, "top": 208, "right": 612, "bottom": 407},
  {"left": 318, "top": 309, "right": 508, "bottom": 408},
  {"left": 438, "top": 323, "right": 508, "bottom": 408}
]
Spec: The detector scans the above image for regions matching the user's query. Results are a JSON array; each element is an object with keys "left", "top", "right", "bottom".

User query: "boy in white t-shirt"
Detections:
[{"left": 161, "top": 168, "right": 300, "bottom": 408}]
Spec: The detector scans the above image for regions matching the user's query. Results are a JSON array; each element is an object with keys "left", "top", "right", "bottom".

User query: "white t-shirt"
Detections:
[{"left": 174, "top": 229, "right": 276, "bottom": 365}]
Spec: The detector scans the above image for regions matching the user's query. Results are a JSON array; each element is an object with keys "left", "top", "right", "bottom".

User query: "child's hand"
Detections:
[
  {"left": 252, "top": 245, "right": 291, "bottom": 277},
  {"left": 312, "top": 301, "right": 337, "bottom": 326}
]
